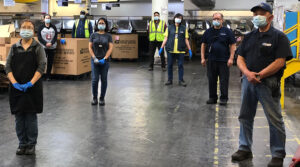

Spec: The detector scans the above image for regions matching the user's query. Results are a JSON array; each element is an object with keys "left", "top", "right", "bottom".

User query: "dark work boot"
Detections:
[
  {"left": 219, "top": 99, "right": 228, "bottom": 105},
  {"left": 91, "top": 98, "right": 98, "bottom": 105},
  {"left": 231, "top": 150, "right": 253, "bottom": 161},
  {"left": 99, "top": 98, "right": 105, "bottom": 106},
  {"left": 165, "top": 80, "right": 173, "bottom": 86},
  {"left": 25, "top": 145, "right": 35, "bottom": 155},
  {"left": 206, "top": 98, "right": 217, "bottom": 104},
  {"left": 16, "top": 146, "right": 26, "bottom": 155},
  {"left": 267, "top": 157, "right": 284, "bottom": 167},
  {"left": 148, "top": 67, "right": 153, "bottom": 71},
  {"left": 178, "top": 80, "right": 187, "bottom": 87},
  {"left": 162, "top": 67, "right": 166, "bottom": 72}
]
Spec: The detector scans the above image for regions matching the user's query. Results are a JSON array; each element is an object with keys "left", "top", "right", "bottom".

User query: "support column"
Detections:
[{"left": 152, "top": 0, "right": 168, "bottom": 64}]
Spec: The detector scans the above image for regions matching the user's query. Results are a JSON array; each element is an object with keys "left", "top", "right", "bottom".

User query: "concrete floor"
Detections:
[{"left": 0, "top": 59, "right": 300, "bottom": 167}]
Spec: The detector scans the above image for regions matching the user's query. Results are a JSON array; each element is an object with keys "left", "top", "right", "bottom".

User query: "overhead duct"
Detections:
[
  {"left": 191, "top": 0, "right": 216, "bottom": 9},
  {"left": 15, "top": 0, "right": 39, "bottom": 3}
]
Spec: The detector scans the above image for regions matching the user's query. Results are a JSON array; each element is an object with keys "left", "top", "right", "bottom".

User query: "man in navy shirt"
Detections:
[
  {"left": 231, "top": 3, "right": 292, "bottom": 167},
  {"left": 72, "top": 10, "right": 93, "bottom": 38},
  {"left": 201, "top": 12, "right": 236, "bottom": 105}
]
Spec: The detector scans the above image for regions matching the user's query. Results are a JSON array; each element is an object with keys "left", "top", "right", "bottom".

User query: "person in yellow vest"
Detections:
[
  {"left": 148, "top": 12, "right": 167, "bottom": 71},
  {"left": 72, "top": 10, "right": 93, "bottom": 38}
]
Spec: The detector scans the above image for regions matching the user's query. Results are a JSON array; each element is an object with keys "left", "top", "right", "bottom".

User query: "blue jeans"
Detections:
[
  {"left": 238, "top": 76, "right": 286, "bottom": 158},
  {"left": 15, "top": 112, "right": 38, "bottom": 147},
  {"left": 91, "top": 59, "right": 109, "bottom": 100},
  {"left": 167, "top": 52, "right": 184, "bottom": 81}
]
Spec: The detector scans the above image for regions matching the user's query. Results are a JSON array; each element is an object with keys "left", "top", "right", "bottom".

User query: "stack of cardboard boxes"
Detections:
[{"left": 0, "top": 24, "right": 15, "bottom": 62}]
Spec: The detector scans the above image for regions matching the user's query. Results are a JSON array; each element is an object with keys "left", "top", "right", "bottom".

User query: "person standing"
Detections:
[
  {"left": 231, "top": 3, "right": 292, "bottom": 167},
  {"left": 148, "top": 12, "right": 167, "bottom": 71},
  {"left": 89, "top": 18, "right": 113, "bottom": 106},
  {"left": 201, "top": 12, "right": 236, "bottom": 105},
  {"left": 5, "top": 19, "right": 47, "bottom": 155},
  {"left": 72, "top": 10, "right": 93, "bottom": 38},
  {"left": 159, "top": 13, "right": 192, "bottom": 87},
  {"left": 37, "top": 14, "right": 58, "bottom": 81}
]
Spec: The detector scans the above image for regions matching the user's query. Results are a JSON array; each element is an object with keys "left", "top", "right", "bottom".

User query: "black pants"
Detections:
[
  {"left": 207, "top": 60, "right": 229, "bottom": 100},
  {"left": 149, "top": 41, "right": 166, "bottom": 68},
  {"left": 45, "top": 49, "right": 55, "bottom": 78}
]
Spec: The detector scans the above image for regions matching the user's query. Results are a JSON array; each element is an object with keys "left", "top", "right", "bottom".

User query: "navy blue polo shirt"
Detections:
[
  {"left": 202, "top": 27, "right": 236, "bottom": 62},
  {"left": 237, "top": 27, "right": 293, "bottom": 78}
]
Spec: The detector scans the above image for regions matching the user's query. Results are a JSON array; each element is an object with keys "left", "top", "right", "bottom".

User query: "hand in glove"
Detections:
[
  {"left": 158, "top": 48, "right": 164, "bottom": 56},
  {"left": 13, "top": 83, "right": 23, "bottom": 91},
  {"left": 189, "top": 49, "right": 192, "bottom": 59},
  {"left": 99, "top": 58, "right": 106, "bottom": 65},
  {"left": 20, "top": 82, "right": 33, "bottom": 92}
]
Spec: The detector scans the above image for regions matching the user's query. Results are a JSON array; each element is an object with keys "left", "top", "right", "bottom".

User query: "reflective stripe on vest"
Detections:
[
  {"left": 75, "top": 19, "right": 90, "bottom": 38},
  {"left": 149, "top": 20, "right": 165, "bottom": 42}
]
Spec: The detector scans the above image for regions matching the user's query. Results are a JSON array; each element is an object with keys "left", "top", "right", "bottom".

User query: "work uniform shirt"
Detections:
[
  {"left": 237, "top": 27, "right": 293, "bottom": 78},
  {"left": 72, "top": 19, "right": 93, "bottom": 38},
  {"left": 164, "top": 27, "right": 189, "bottom": 54},
  {"left": 89, "top": 32, "right": 113, "bottom": 59},
  {"left": 202, "top": 27, "right": 236, "bottom": 62}
]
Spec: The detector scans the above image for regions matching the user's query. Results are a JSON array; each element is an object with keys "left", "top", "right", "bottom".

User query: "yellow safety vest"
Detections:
[
  {"left": 149, "top": 20, "right": 165, "bottom": 42},
  {"left": 74, "top": 19, "right": 90, "bottom": 38}
]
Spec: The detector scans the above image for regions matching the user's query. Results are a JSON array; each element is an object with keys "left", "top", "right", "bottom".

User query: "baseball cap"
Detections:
[{"left": 251, "top": 2, "right": 273, "bottom": 14}]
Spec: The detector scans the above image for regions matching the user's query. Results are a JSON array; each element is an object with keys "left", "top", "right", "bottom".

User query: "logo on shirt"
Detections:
[
  {"left": 220, "top": 33, "right": 227, "bottom": 36},
  {"left": 262, "top": 43, "right": 272, "bottom": 47}
]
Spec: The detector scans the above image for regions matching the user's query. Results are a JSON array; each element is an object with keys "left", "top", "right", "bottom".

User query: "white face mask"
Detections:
[
  {"left": 45, "top": 19, "right": 51, "bottom": 24},
  {"left": 80, "top": 15, "right": 85, "bottom": 19},
  {"left": 252, "top": 15, "right": 268, "bottom": 28},
  {"left": 154, "top": 16, "right": 159, "bottom": 21},
  {"left": 175, "top": 18, "right": 182, "bottom": 24}
]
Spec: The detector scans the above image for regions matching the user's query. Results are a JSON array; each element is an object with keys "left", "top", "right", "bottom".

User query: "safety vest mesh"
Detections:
[
  {"left": 75, "top": 19, "right": 90, "bottom": 38},
  {"left": 149, "top": 20, "right": 165, "bottom": 42}
]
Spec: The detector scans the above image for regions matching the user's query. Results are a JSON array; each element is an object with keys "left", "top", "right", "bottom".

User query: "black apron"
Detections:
[{"left": 9, "top": 44, "right": 43, "bottom": 114}]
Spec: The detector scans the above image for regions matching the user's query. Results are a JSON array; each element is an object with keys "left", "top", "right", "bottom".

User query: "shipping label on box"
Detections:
[{"left": 112, "top": 34, "right": 138, "bottom": 59}]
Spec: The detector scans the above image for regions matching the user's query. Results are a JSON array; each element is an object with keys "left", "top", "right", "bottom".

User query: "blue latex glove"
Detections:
[
  {"left": 158, "top": 48, "right": 163, "bottom": 56},
  {"left": 189, "top": 49, "right": 192, "bottom": 59},
  {"left": 60, "top": 39, "right": 66, "bottom": 45},
  {"left": 13, "top": 83, "right": 23, "bottom": 91},
  {"left": 20, "top": 82, "right": 33, "bottom": 92},
  {"left": 99, "top": 58, "right": 106, "bottom": 65}
]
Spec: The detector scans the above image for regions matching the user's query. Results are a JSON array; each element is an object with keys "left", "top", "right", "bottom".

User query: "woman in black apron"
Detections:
[
  {"left": 5, "top": 20, "right": 46, "bottom": 155},
  {"left": 89, "top": 18, "right": 113, "bottom": 106}
]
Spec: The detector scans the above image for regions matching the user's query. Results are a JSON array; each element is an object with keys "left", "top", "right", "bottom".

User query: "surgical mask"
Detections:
[
  {"left": 20, "top": 29, "right": 33, "bottom": 40},
  {"left": 80, "top": 15, "right": 85, "bottom": 19},
  {"left": 98, "top": 24, "right": 106, "bottom": 30},
  {"left": 175, "top": 18, "right": 181, "bottom": 24},
  {"left": 212, "top": 20, "right": 221, "bottom": 27},
  {"left": 252, "top": 15, "right": 268, "bottom": 28},
  {"left": 45, "top": 19, "right": 51, "bottom": 24},
  {"left": 154, "top": 16, "right": 159, "bottom": 21}
]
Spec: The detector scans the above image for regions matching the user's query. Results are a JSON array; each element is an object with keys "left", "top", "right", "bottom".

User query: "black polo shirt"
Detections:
[
  {"left": 202, "top": 27, "right": 236, "bottom": 62},
  {"left": 238, "top": 27, "right": 293, "bottom": 78}
]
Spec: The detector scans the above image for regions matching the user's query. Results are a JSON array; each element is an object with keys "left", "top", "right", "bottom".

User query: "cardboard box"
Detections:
[
  {"left": 111, "top": 34, "right": 138, "bottom": 59},
  {"left": 0, "top": 44, "right": 12, "bottom": 61},
  {"left": 52, "top": 38, "right": 91, "bottom": 75},
  {"left": 0, "top": 38, "right": 10, "bottom": 45},
  {"left": 0, "top": 24, "right": 15, "bottom": 38}
]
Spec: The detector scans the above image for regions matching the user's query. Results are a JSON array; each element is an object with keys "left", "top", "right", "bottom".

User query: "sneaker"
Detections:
[
  {"left": 99, "top": 99, "right": 105, "bottom": 106},
  {"left": 162, "top": 67, "right": 167, "bottom": 72},
  {"left": 178, "top": 80, "right": 187, "bottom": 87},
  {"left": 16, "top": 146, "right": 26, "bottom": 155},
  {"left": 267, "top": 157, "right": 283, "bottom": 167},
  {"left": 25, "top": 146, "right": 35, "bottom": 155},
  {"left": 206, "top": 99, "right": 217, "bottom": 104},
  {"left": 219, "top": 99, "right": 228, "bottom": 105},
  {"left": 91, "top": 98, "right": 98, "bottom": 105},
  {"left": 231, "top": 150, "right": 253, "bottom": 161},
  {"left": 165, "top": 80, "right": 173, "bottom": 86},
  {"left": 148, "top": 67, "right": 153, "bottom": 71}
]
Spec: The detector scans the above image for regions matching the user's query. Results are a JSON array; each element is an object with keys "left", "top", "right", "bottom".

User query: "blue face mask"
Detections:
[
  {"left": 212, "top": 20, "right": 221, "bottom": 27},
  {"left": 45, "top": 19, "right": 51, "bottom": 24},
  {"left": 20, "top": 29, "right": 34, "bottom": 40},
  {"left": 252, "top": 15, "right": 267, "bottom": 28},
  {"left": 98, "top": 24, "right": 106, "bottom": 30},
  {"left": 175, "top": 18, "right": 181, "bottom": 24},
  {"left": 154, "top": 16, "right": 159, "bottom": 21}
]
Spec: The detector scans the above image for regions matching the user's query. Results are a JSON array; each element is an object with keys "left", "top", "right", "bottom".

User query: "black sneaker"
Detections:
[
  {"left": 267, "top": 157, "right": 284, "bottom": 167},
  {"left": 148, "top": 67, "right": 153, "bottom": 71},
  {"left": 16, "top": 146, "right": 26, "bottom": 155},
  {"left": 231, "top": 150, "right": 253, "bottom": 161},
  {"left": 91, "top": 98, "right": 98, "bottom": 105},
  {"left": 206, "top": 99, "right": 217, "bottom": 104},
  {"left": 165, "top": 80, "right": 173, "bottom": 86},
  {"left": 25, "top": 146, "right": 35, "bottom": 155},
  {"left": 99, "top": 99, "right": 105, "bottom": 106},
  {"left": 219, "top": 99, "right": 228, "bottom": 105},
  {"left": 178, "top": 80, "right": 187, "bottom": 87}
]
